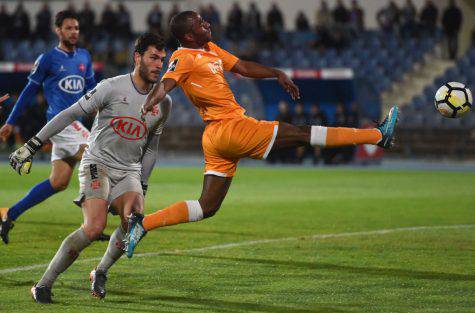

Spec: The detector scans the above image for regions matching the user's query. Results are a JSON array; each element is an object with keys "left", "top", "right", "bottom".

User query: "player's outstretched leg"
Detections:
[
  {"left": 375, "top": 105, "right": 399, "bottom": 148},
  {"left": 272, "top": 105, "right": 399, "bottom": 152},
  {"left": 124, "top": 175, "right": 231, "bottom": 257}
]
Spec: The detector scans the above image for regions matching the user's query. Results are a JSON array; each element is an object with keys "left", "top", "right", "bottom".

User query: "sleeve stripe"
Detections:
[
  {"left": 78, "top": 101, "right": 89, "bottom": 114},
  {"left": 28, "top": 78, "right": 41, "bottom": 85}
]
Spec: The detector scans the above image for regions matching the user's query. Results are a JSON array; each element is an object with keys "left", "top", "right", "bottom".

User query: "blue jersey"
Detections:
[{"left": 7, "top": 47, "right": 96, "bottom": 124}]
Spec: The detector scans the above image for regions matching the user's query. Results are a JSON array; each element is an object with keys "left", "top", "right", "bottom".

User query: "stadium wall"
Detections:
[{"left": 7, "top": 0, "right": 452, "bottom": 32}]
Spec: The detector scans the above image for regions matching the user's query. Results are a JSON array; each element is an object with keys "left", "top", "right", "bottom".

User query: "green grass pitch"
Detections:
[{"left": 0, "top": 164, "right": 474, "bottom": 312}]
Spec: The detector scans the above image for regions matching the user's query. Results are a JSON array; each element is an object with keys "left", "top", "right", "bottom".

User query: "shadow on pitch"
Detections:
[
  {"left": 180, "top": 254, "right": 475, "bottom": 282},
  {"left": 60, "top": 283, "right": 345, "bottom": 313}
]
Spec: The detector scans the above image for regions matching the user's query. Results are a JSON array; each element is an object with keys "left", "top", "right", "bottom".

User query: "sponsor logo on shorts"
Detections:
[
  {"left": 109, "top": 116, "right": 148, "bottom": 140},
  {"left": 89, "top": 164, "right": 98, "bottom": 180},
  {"left": 91, "top": 180, "right": 101, "bottom": 190},
  {"left": 58, "top": 75, "right": 85, "bottom": 94}
]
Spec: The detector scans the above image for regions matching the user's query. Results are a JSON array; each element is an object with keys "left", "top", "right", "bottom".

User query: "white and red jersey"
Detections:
[{"left": 77, "top": 73, "right": 171, "bottom": 171}]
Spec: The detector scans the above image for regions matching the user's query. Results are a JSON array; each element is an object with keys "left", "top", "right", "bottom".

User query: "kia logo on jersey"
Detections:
[
  {"left": 110, "top": 116, "right": 148, "bottom": 140},
  {"left": 59, "top": 75, "right": 85, "bottom": 94}
]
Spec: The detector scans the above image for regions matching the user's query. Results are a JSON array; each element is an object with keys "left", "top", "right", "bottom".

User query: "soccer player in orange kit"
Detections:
[{"left": 124, "top": 11, "right": 398, "bottom": 256}]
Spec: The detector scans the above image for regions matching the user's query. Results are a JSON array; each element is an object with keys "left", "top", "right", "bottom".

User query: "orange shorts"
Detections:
[{"left": 202, "top": 116, "right": 279, "bottom": 177}]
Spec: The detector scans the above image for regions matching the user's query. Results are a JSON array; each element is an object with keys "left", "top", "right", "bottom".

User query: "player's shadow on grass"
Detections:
[
  {"left": 61, "top": 283, "right": 344, "bottom": 313},
  {"left": 182, "top": 254, "right": 475, "bottom": 282}
]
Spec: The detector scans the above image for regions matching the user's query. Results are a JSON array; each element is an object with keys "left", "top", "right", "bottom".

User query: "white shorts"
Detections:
[{"left": 49, "top": 121, "right": 89, "bottom": 162}]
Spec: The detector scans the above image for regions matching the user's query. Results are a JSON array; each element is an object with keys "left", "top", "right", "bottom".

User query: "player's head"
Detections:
[
  {"left": 133, "top": 33, "right": 166, "bottom": 84},
  {"left": 170, "top": 11, "right": 212, "bottom": 46},
  {"left": 55, "top": 10, "right": 79, "bottom": 48}
]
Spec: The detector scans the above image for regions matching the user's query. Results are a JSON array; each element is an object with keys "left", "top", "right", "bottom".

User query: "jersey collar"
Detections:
[
  {"left": 129, "top": 73, "right": 154, "bottom": 95},
  {"left": 54, "top": 46, "right": 77, "bottom": 57}
]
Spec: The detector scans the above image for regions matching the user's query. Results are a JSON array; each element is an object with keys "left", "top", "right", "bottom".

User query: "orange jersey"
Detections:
[{"left": 162, "top": 42, "right": 245, "bottom": 121}]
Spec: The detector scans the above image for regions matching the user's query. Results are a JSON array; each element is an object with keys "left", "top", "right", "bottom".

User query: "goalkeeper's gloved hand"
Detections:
[
  {"left": 141, "top": 182, "right": 148, "bottom": 197},
  {"left": 9, "top": 136, "right": 42, "bottom": 175}
]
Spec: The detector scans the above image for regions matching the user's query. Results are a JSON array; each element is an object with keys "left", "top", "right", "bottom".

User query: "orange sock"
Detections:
[
  {"left": 142, "top": 200, "right": 203, "bottom": 231},
  {"left": 311, "top": 126, "right": 381, "bottom": 147}
]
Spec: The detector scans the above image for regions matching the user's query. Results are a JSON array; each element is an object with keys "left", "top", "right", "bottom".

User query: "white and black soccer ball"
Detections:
[{"left": 434, "top": 82, "right": 472, "bottom": 118}]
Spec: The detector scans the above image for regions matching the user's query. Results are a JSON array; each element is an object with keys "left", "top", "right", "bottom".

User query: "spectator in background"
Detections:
[
  {"left": 245, "top": 2, "right": 262, "bottom": 37},
  {"left": 147, "top": 4, "right": 163, "bottom": 34},
  {"left": 309, "top": 103, "right": 327, "bottom": 164},
  {"left": 268, "top": 100, "right": 294, "bottom": 163},
  {"left": 333, "top": 0, "right": 349, "bottom": 27},
  {"left": 400, "top": 0, "right": 417, "bottom": 37},
  {"left": 343, "top": 102, "right": 360, "bottom": 163},
  {"left": 35, "top": 2, "right": 52, "bottom": 40},
  {"left": 204, "top": 4, "right": 221, "bottom": 39},
  {"left": 0, "top": 4, "right": 11, "bottom": 41},
  {"left": 349, "top": 0, "right": 364, "bottom": 34},
  {"left": 295, "top": 11, "right": 310, "bottom": 32},
  {"left": 168, "top": 4, "right": 181, "bottom": 27},
  {"left": 442, "top": 0, "right": 462, "bottom": 60},
  {"left": 66, "top": 2, "right": 77, "bottom": 14},
  {"left": 226, "top": 2, "right": 243, "bottom": 41},
  {"left": 324, "top": 102, "right": 347, "bottom": 164},
  {"left": 420, "top": 0, "right": 438, "bottom": 35},
  {"left": 293, "top": 102, "right": 309, "bottom": 163},
  {"left": 165, "top": 4, "right": 182, "bottom": 50},
  {"left": 314, "top": 1, "right": 333, "bottom": 50},
  {"left": 101, "top": 3, "right": 116, "bottom": 37},
  {"left": 260, "top": 24, "right": 281, "bottom": 50},
  {"left": 116, "top": 2, "right": 132, "bottom": 38},
  {"left": 11, "top": 2, "right": 30, "bottom": 40},
  {"left": 316, "top": 0, "right": 333, "bottom": 30},
  {"left": 267, "top": 3, "right": 284, "bottom": 32},
  {"left": 377, "top": 1, "right": 400, "bottom": 34},
  {"left": 79, "top": 1, "right": 96, "bottom": 41}
]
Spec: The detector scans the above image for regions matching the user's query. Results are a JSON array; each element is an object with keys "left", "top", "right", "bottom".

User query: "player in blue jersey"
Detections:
[{"left": 0, "top": 11, "right": 96, "bottom": 244}]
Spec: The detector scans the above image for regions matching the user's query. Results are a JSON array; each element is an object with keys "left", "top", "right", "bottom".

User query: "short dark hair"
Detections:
[
  {"left": 170, "top": 11, "right": 196, "bottom": 42},
  {"left": 55, "top": 10, "right": 79, "bottom": 28},
  {"left": 134, "top": 33, "right": 166, "bottom": 55}
]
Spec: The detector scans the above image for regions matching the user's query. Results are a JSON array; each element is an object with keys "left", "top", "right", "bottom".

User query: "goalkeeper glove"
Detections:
[{"left": 9, "top": 136, "right": 42, "bottom": 175}]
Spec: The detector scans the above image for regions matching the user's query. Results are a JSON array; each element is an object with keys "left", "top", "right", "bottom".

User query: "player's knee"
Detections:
[
  {"left": 201, "top": 202, "right": 222, "bottom": 218},
  {"left": 49, "top": 177, "right": 69, "bottom": 191},
  {"left": 82, "top": 223, "right": 106, "bottom": 241}
]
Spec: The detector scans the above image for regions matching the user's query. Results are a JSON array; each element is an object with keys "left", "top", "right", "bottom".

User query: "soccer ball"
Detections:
[{"left": 434, "top": 82, "right": 472, "bottom": 118}]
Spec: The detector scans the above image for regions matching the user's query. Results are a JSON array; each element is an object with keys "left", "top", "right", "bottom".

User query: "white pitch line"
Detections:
[{"left": 0, "top": 224, "right": 473, "bottom": 275}]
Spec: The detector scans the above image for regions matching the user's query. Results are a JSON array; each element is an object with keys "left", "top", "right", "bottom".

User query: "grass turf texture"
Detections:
[{"left": 0, "top": 165, "right": 473, "bottom": 312}]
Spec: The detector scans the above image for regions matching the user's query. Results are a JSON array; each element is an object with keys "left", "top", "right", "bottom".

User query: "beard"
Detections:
[
  {"left": 138, "top": 59, "right": 158, "bottom": 85},
  {"left": 60, "top": 35, "right": 77, "bottom": 49}
]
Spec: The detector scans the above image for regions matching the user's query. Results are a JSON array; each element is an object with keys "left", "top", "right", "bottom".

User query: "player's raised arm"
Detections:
[
  {"left": 141, "top": 78, "right": 176, "bottom": 115},
  {"left": 231, "top": 60, "right": 300, "bottom": 100}
]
